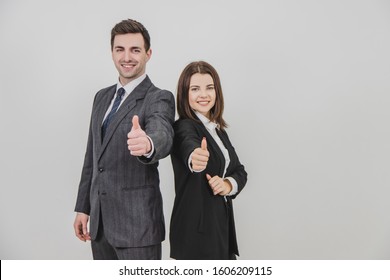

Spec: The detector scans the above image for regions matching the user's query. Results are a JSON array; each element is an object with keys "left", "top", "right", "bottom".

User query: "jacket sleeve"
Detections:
[
  {"left": 172, "top": 119, "right": 204, "bottom": 169},
  {"left": 74, "top": 94, "right": 98, "bottom": 214},
  {"left": 223, "top": 130, "right": 248, "bottom": 199},
  {"left": 139, "top": 89, "right": 175, "bottom": 164}
]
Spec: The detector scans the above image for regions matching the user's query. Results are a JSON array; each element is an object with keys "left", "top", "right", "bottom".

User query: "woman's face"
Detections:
[{"left": 188, "top": 73, "right": 216, "bottom": 118}]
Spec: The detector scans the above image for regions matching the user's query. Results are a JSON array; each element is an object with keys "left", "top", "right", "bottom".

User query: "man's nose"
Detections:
[{"left": 124, "top": 50, "right": 133, "bottom": 61}]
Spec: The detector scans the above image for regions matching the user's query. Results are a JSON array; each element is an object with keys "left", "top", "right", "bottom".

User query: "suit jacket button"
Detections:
[{"left": 99, "top": 168, "right": 104, "bottom": 172}]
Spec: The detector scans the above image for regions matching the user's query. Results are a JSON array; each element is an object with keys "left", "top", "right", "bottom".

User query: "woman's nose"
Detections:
[{"left": 199, "top": 89, "right": 208, "bottom": 97}]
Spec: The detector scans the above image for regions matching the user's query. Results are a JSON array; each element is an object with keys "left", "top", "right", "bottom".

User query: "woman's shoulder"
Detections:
[{"left": 174, "top": 118, "right": 201, "bottom": 130}]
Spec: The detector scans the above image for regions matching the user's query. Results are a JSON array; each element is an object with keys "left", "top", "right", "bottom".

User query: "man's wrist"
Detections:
[{"left": 144, "top": 136, "right": 154, "bottom": 158}]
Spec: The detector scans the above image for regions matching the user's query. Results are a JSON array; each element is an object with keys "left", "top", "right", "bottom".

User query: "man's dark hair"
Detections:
[{"left": 111, "top": 19, "right": 151, "bottom": 51}]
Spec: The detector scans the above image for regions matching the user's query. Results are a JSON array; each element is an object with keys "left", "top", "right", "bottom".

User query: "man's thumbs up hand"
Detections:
[
  {"left": 191, "top": 137, "right": 209, "bottom": 172},
  {"left": 127, "top": 115, "right": 152, "bottom": 156},
  {"left": 132, "top": 115, "right": 140, "bottom": 130}
]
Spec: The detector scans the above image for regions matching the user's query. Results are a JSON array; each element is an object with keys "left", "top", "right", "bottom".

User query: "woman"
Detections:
[{"left": 170, "top": 61, "right": 248, "bottom": 260}]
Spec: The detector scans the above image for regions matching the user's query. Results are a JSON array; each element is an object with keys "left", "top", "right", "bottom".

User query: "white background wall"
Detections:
[{"left": 1, "top": 0, "right": 389, "bottom": 259}]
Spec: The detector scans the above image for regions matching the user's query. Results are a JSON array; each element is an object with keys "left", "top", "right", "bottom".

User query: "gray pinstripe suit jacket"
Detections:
[{"left": 75, "top": 76, "right": 175, "bottom": 247}]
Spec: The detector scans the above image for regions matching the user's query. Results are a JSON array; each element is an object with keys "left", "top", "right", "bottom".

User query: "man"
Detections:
[{"left": 73, "top": 19, "right": 175, "bottom": 260}]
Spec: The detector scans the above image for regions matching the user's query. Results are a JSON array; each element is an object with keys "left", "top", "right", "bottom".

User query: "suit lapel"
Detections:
[
  {"left": 98, "top": 76, "right": 152, "bottom": 160},
  {"left": 197, "top": 121, "right": 226, "bottom": 177},
  {"left": 216, "top": 129, "right": 232, "bottom": 173},
  {"left": 93, "top": 85, "right": 116, "bottom": 152}
]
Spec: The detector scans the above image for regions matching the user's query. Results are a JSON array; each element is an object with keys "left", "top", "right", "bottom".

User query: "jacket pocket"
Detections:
[{"left": 121, "top": 184, "right": 154, "bottom": 191}]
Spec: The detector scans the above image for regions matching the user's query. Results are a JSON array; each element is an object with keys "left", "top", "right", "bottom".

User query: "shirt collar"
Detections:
[
  {"left": 194, "top": 111, "right": 219, "bottom": 131},
  {"left": 116, "top": 73, "right": 147, "bottom": 94}
]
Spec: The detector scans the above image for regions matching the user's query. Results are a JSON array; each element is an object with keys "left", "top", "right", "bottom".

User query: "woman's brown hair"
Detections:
[{"left": 176, "top": 61, "right": 227, "bottom": 129}]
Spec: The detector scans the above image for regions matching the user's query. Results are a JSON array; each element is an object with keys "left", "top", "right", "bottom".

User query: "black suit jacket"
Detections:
[
  {"left": 169, "top": 118, "right": 247, "bottom": 259},
  {"left": 75, "top": 76, "right": 175, "bottom": 247}
]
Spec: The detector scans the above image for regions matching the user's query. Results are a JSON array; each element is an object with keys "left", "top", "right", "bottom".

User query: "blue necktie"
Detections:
[{"left": 101, "top": 87, "right": 125, "bottom": 139}]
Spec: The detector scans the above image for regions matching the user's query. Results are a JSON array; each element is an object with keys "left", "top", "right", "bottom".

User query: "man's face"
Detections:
[{"left": 112, "top": 33, "right": 151, "bottom": 86}]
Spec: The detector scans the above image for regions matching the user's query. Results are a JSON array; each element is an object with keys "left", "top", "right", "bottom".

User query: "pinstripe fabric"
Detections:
[
  {"left": 91, "top": 220, "right": 162, "bottom": 260},
  {"left": 75, "top": 76, "right": 175, "bottom": 254}
]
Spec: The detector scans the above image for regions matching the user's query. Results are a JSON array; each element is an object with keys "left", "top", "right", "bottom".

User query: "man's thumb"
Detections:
[
  {"left": 206, "top": 174, "right": 212, "bottom": 181},
  {"left": 201, "top": 137, "right": 207, "bottom": 150},
  {"left": 132, "top": 115, "right": 140, "bottom": 130}
]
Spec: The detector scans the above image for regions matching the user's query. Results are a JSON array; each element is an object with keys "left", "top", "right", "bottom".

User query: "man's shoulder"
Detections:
[
  {"left": 145, "top": 83, "right": 174, "bottom": 101},
  {"left": 96, "top": 84, "right": 116, "bottom": 95},
  {"left": 91, "top": 84, "right": 116, "bottom": 104}
]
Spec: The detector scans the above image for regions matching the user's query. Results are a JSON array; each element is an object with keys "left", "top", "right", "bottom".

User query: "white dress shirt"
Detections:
[{"left": 102, "top": 74, "right": 147, "bottom": 121}]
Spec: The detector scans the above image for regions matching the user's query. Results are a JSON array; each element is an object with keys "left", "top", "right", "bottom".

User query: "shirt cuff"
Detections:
[
  {"left": 188, "top": 151, "right": 205, "bottom": 173},
  {"left": 224, "top": 177, "right": 238, "bottom": 196},
  {"left": 144, "top": 136, "right": 155, "bottom": 158}
]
